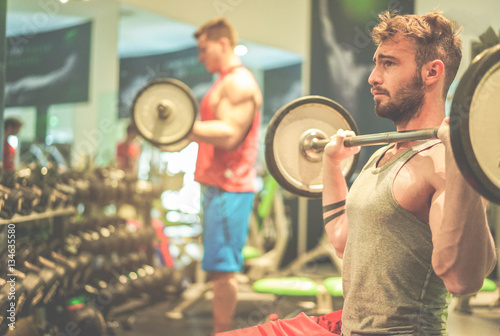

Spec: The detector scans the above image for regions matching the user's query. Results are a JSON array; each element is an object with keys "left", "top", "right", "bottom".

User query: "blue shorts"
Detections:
[{"left": 201, "top": 186, "right": 254, "bottom": 272}]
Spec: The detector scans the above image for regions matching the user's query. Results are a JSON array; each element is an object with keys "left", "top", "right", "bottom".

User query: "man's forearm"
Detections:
[
  {"left": 322, "top": 160, "right": 349, "bottom": 257},
  {"left": 432, "top": 147, "right": 497, "bottom": 295}
]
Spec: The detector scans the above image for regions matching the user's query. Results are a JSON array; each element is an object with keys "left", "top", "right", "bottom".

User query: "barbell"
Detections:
[
  {"left": 130, "top": 44, "right": 500, "bottom": 204},
  {"left": 265, "top": 44, "right": 500, "bottom": 204},
  {"left": 131, "top": 77, "right": 198, "bottom": 152}
]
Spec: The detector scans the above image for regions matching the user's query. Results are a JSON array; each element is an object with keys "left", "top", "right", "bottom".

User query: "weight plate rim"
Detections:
[
  {"left": 155, "top": 137, "right": 192, "bottom": 152},
  {"left": 265, "top": 95, "right": 360, "bottom": 198},
  {"left": 131, "top": 78, "right": 198, "bottom": 147},
  {"left": 450, "top": 44, "right": 500, "bottom": 204}
]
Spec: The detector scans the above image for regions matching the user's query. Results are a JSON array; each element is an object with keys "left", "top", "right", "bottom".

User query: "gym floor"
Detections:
[
  {"left": 104, "top": 257, "right": 500, "bottom": 336},
  {"left": 8, "top": 273, "right": 500, "bottom": 335},
  {"left": 111, "top": 284, "right": 500, "bottom": 336}
]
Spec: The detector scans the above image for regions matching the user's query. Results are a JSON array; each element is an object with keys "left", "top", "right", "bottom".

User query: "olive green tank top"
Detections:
[{"left": 342, "top": 140, "right": 451, "bottom": 336}]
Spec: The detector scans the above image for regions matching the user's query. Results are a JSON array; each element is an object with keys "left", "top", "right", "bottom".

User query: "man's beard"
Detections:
[{"left": 374, "top": 73, "right": 425, "bottom": 127}]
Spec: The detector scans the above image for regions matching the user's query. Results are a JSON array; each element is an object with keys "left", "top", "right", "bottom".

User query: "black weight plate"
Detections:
[{"left": 450, "top": 44, "right": 500, "bottom": 204}]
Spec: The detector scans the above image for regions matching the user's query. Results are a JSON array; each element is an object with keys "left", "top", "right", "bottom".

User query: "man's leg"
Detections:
[{"left": 211, "top": 271, "right": 238, "bottom": 334}]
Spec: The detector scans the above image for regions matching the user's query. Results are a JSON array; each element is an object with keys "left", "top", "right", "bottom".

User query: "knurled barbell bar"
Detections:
[
  {"left": 130, "top": 44, "right": 500, "bottom": 204},
  {"left": 265, "top": 44, "right": 500, "bottom": 203}
]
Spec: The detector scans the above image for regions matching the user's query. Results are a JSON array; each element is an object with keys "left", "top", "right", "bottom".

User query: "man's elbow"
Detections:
[
  {"left": 221, "top": 135, "right": 245, "bottom": 151},
  {"left": 327, "top": 235, "right": 345, "bottom": 260},
  {"left": 444, "top": 278, "right": 484, "bottom": 296},
  {"left": 436, "top": 268, "right": 485, "bottom": 295},
  {"left": 219, "top": 141, "right": 239, "bottom": 152}
]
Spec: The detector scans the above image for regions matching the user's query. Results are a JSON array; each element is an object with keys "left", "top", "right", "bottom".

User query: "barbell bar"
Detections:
[
  {"left": 297, "top": 127, "right": 439, "bottom": 171},
  {"left": 129, "top": 44, "right": 500, "bottom": 204},
  {"left": 265, "top": 44, "right": 500, "bottom": 203},
  {"left": 308, "top": 127, "right": 439, "bottom": 150}
]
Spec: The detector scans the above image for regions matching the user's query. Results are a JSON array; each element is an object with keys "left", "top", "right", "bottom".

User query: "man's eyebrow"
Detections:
[{"left": 373, "top": 54, "right": 398, "bottom": 63}]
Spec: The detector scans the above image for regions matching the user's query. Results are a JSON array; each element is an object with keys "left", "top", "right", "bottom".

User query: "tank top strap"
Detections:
[
  {"left": 220, "top": 64, "right": 245, "bottom": 78},
  {"left": 391, "top": 139, "right": 443, "bottom": 176}
]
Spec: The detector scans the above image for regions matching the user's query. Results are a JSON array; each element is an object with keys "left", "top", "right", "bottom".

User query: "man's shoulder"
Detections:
[
  {"left": 407, "top": 141, "right": 445, "bottom": 180},
  {"left": 223, "top": 66, "right": 257, "bottom": 87},
  {"left": 416, "top": 141, "right": 445, "bottom": 162},
  {"left": 221, "top": 68, "right": 261, "bottom": 101}
]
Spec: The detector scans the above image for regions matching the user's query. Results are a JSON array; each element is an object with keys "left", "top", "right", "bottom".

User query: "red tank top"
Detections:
[
  {"left": 3, "top": 139, "right": 16, "bottom": 171},
  {"left": 194, "top": 66, "right": 261, "bottom": 192}
]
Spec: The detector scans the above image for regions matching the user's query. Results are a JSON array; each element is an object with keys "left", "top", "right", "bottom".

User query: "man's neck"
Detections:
[
  {"left": 391, "top": 98, "right": 445, "bottom": 150},
  {"left": 396, "top": 97, "right": 446, "bottom": 132},
  {"left": 219, "top": 55, "right": 241, "bottom": 75}
]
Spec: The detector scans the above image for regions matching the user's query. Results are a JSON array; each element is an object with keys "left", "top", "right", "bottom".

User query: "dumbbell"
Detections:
[
  {"left": 0, "top": 186, "right": 24, "bottom": 219},
  {"left": 121, "top": 224, "right": 146, "bottom": 251},
  {"left": 116, "top": 252, "right": 170, "bottom": 297},
  {"left": 136, "top": 266, "right": 178, "bottom": 299},
  {"left": 137, "top": 264, "right": 182, "bottom": 298},
  {"left": 111, "top": 226, "right": 133, "bottom": 253},
  {"left": 62, "top": 299, "right": 107, "bottom": 336},
  {"left": 102, "top": 217, "right": 131, "bottom": 254},
  {"left": 75, "top": 252, "right": 94, "bottom": 287},
  {"left": 50, "top": 187, "right": 69, "bottom": 210},
  {"left": 133, "top": 225, "right": 157, "bottom": 248},
  {"left": 65, "top": 218, "right": 88, "bottom": 236},
  {"left": 34, "top": 185, "right": 54, "bottom": 213},
  {"left": 78, "top": 230, "right": 106, "bottom": 254},
  {"left": 95, "top": 255, "right": 122, "bottom": 281},
  {"left": 0, "top": 270, "right": 28, "bottom": 325},
  {"left": 49, "top": 252, "right": 82, "bottom": 293},
  {"left": 90, "top": 270, "right": 133, "bottom": 308},
  {"left": 60, "top": 173, "right": 90, "bottom": 205},
  {"left": 64, "top": 218, "right": 109, "bottom": 255},
  {"left": 84, "top": 264, "right": 133, "bottom": 313},
  {"left": 55, "top": 182, "right": 77, "bottom": 207},
  {"left": 114, "top": 182, "right": 129, "bottom": 205},
  {"left": 105, "top": 215, "right": 128, "bottom": 229},
  {"left": 8, "top": 247, "right": 53, "bottom": 313},
  {"left": 12, "top": 167, "right": 50, "bottom": 212},
  {"left": 23, "top": 260, "right": 60, "bottom": 306},
  {"left": 14, "top": 270, "right": 45, "bottom": 318},
  {"left": 150, "top": 266, "right": 176, "bottom": 289},
  {"left": 126, "top": 252, "right": 149, "bottom": 271},
  {"left": 39, "top": 239, "right": 93, "bottom": 295},
  {"left": 37, "top": 256, "right": 70, "bottom": 298},
  {"left": 1, "top": 170, "right": 16, "bottom": 188},
  {"left": 73, "top": 179, "right": 91, "bottom": 205},
  {"left": 16, "top": 186, "right": 41, "bottom": 216},
  {"left": 82, "top": 219, "right": 123, "bottom": 255},
  {"left": 96, "top": 225, "right": 116, "bottom": 255},
  {"left": 125, "top": 270, "right": 145, "bottom": 295}
]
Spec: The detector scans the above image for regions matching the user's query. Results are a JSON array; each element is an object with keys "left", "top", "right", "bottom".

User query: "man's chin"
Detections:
[{"left": 374, "top": 105, "right": 392, "bottom": 120}]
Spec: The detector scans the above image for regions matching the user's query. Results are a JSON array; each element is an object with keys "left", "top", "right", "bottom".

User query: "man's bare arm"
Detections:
[
  {"left": 189, "top": 70, "right": 259, "bottom": 150},
  {"left": 430, "top": 118, "right": 497, "bottom": 295},
  {"left": 322, "top": 130, "right": 360, "bottom": 258}
]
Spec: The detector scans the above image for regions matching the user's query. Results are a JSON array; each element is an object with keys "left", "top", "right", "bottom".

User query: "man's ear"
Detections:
[
  {"left": 219, "top": 37, "right": 232, "bottom": 52},
  {"left": 423, "top": 59, "right": 445, "bottom": 86}
]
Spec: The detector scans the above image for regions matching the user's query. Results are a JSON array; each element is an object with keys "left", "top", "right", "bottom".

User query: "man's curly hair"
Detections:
[
  {"left": 194, "top": 18, "right": 238, "bottom": 48},
  {"left": 372, "top": 11, "right": 462, "bottom": 98}
]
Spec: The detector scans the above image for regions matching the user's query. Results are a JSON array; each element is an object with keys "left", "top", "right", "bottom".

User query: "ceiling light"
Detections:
[{"left": 234, "top": 44, "right": 248, "bottom": 56}]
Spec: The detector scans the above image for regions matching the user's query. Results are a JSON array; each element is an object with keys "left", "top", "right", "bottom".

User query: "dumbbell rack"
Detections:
[
  {"left": 1, "top": 205, "right": 77, "bottom": 336},
  {"left": 0, "top": 208, "right": 76, "bottom": 226},
  {"left": 0, "top": 168, "right": 182, "bottom": 336}
]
